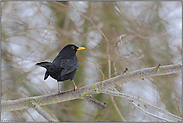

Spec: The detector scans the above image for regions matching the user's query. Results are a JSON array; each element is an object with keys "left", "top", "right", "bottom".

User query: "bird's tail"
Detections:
[
  {"left": 36, "top": 62, "right": 52, "bottom": 68},
  {"left": 36, "top": 62, "right": 52, "bottom": 80}
]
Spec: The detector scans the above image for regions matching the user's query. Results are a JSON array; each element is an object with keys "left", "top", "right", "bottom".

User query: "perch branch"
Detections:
[{"left": 1, "top": 64, "right": 182, "bottom": 113}]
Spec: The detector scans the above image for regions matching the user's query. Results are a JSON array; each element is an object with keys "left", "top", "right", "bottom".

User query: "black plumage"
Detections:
[{"left": 36, "top": 44, "right": 85, "bottom": 92}]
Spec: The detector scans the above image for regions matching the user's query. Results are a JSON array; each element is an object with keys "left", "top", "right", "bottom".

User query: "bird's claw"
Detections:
[
  {"left": 58, "top": 90, "right": 61, "bottom": 93},
  {"left": 73, "top": 86, "right": 77, "bottom": 91}
]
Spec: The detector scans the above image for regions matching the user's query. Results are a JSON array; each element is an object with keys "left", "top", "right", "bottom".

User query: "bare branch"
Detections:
[
  {"left": 29, "top": 100, "right": 58, "bottom": 122},
  {"left": 103, "top": 90, "right": 182, "bottom": 121},
  {"left": 83, "top": 95, "right": 106, "bottom": 109},
  {"left": 110, "top": 95, "right": 126, "bottom": 121},
  {"left": 131, "top": 102, "right": 175, "bottom": 122},
  {"left": 1, "top": 64, "right": 181, "bottom": 113},
  {"left": 2, "top": 2, "right": 18, "bottom": 30}
]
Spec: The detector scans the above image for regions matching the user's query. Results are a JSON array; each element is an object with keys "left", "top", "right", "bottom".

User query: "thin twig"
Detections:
[
  {"left": 103, "top": 90, "right": 182, "bottom": 121},
  {"left": 98, "top": 68, "right": 105, "bottom": 81},
  {"left": 136, "top": 6, "right": 157, "bottom": 36},
  {"left": 118, "top": 6, "right": 169, "bottom": 40},
  {"left": 109, "top": 33, "right": 131, "bottom": 55},
  {"left": 2, "top": 2, "right": 18, "bottom": 30},
  {"left": 84, "top": 95, "right": 106, "bottom": 109},
  {"left": 53, "top": 1, "right": 109, "bottom": 42},
  {"left": 89, "top": 3, "right": 94, "bottom": 19},
  {"left": 168, "top": 74, "right": 182, "bottom": 117},
  {"left": 110, "top": 95, "right": 126, "bottom": 121},
  {"left": 137, "top": 28, "right": 170, "bottom": 39},
  {"left": 29, "top": 100, "right": 57, "bottom": 122},
  {"left": 131, "top": 102, "right": 175, "bottom": 122}
]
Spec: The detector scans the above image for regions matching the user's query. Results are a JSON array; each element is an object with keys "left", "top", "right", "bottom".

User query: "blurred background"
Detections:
[{"left": 1, "top": 1, "right": 182, "bottom": 122}]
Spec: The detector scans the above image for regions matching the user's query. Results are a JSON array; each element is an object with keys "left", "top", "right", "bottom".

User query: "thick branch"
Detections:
[{"left": 1, "top": 64, "right": 182, "bottom": 112}]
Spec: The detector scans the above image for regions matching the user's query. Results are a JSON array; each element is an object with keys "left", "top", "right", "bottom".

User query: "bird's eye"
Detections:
[{"left": 71, "top": 46, "right": 75, "bottom": 50}]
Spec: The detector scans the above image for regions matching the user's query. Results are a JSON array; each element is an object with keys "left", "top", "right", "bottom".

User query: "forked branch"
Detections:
[{"left": 1, "top": 64, "right": 182, "bottom": 113}]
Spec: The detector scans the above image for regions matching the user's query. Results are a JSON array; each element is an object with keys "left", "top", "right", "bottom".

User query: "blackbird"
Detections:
[{"left": 36, "top": 44, "right": 85, "bottom": 93}]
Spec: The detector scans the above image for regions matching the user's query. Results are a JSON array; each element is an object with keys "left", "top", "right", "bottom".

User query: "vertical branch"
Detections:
[
  {"left": 89, "top": 3, "right": 94, "bottom": 19},
  {"left": 106, "top": 28, "right": 126, "bottom": 121},
  {"left": 107, "top": 41, "right": 111, "bottom": 78},
  {"left": 110, "top": 95, "right": 126, "bottom": 121},
  {"left": 98, "top": 68, "right": 105, "bottom": 81},
  {"left": 168, "top": 74, "right": 182, "bottom": 117},
  {"left": 113, "top": 52, "right": 121, "bottom": 76}
]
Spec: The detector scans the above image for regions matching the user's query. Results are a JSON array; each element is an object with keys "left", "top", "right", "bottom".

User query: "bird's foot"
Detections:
[
  {"left": 73, "top": 85, "right": 77, "bottom": 91},
  {"left": 58, "top": 90, "right": 61, "bottom": 93}
]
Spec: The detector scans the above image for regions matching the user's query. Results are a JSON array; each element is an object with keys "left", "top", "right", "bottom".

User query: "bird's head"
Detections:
[{"left": 60, "top": 44, "right": 85, "bottom": 56}]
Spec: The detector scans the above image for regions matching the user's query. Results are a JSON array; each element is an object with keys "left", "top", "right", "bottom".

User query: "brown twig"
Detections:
[
  {"left": 110, "top": 96, "right": 126, "bottom": 121},
  {"left": 89, "top": 3, "right": 94, "bottom": 20},
  {"left": 2, "top": 2, "right": 18, "bottom": 30},
  {"left": 53, "top": 1, "right": 109, "bottom": 42},
  {"left": 168, "top": 74, "right": 182, "bottom": 117},
  {"left": 135, "top": 6, "right": 157, "bottom": 37}
]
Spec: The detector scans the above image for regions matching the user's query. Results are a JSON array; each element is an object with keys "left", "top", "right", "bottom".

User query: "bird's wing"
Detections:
[{"left": 60, "top": 59, "right": 79, "bottom": 76}]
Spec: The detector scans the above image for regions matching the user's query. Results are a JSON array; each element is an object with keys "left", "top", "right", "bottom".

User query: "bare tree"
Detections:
[{"left": 1, "top": 1, "right": 182, "bottom": 122}]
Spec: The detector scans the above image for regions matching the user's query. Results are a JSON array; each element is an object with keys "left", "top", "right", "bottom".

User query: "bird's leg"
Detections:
[
  {"left": 58, "top": 81, "right": 63, "bottom": 93},
  {"left": 58, "top": 81, "right": 61, "bottom": 93},
  {"left": 72, "top": 80, "right": 77, "bottom": 90}
]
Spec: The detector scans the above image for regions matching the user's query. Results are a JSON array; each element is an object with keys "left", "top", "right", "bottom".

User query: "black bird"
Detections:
[{"left": 36, "top": 44, "right": 85, "bottom": 93}]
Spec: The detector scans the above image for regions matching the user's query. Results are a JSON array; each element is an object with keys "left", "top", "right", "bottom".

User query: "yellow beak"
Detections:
[{"left": 77, "top": 47, "right": 85, "bottom": 50}]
